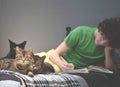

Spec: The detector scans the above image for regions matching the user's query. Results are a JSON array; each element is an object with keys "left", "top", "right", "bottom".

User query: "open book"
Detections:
[
  {"left": 67, "top": 65, "right": 113, "bottom": 74},
  {"left": 87, "top": 65, "right": 113, "bottom": 74}
]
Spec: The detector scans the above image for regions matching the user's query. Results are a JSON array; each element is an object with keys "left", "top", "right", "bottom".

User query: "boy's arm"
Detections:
[
  {"left": 104, "top": 46, "right": 116, "bottom": 70},
  {"left": 50, "top": 41, "right": 74, "bottom": 72}
]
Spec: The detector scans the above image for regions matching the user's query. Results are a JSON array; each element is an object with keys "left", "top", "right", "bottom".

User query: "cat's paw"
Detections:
[{"left": 28, "top": 71, "right": 34, "bottom": 77}]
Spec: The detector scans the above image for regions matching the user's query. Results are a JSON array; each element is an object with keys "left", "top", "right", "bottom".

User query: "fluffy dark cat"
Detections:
[
  {"left": 0, "top": 46, "right": 34, "bottom": 76},
  {"left": 0, "top": 39, "right": 27, "bottom": 59},
  {"left": 32, "top": 55, "right": 55, "bottom": 75}
]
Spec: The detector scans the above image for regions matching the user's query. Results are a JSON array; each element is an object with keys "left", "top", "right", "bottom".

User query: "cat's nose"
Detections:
[{"left": 22, "top": 59, "right": 26, "bottom": 63}]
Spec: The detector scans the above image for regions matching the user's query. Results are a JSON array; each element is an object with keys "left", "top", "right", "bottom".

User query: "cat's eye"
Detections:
[
  {"left": 16, "top": 55, "right": 22, "bottom": 59},
  {"left": 26, "top": 55, "right": 33, "bottom": 59},
  {"left": 16, "top": 55, "right": 18, "bottom": 58},
  {"left": 26, "top": 56, "right": 30, "bottom": 59},
  {"left": 24, "top": 56, "right": 31, "bottom": 61}
]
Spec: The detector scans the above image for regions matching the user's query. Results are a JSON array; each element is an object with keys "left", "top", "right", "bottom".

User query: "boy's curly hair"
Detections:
[{"left": 98, "top": 17, "right": 120, "bottom": 48}]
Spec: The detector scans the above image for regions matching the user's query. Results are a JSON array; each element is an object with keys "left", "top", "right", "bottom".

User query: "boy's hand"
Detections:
[
  {"left": 61, "top": 63, "right": 74, "bottom": 72},
  {"left": 104, "top": 46, "right": 116, "bottom": 70},
  {"left": 105, "top": 46, "right": 112, "bottom": 51}
]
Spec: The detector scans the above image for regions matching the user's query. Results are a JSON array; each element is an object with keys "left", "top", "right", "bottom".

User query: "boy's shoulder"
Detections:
[
  {"left": 74, "top": 26, "right": 96, "bottom": 30},
  {"left": 72, "top": 26, "right": 96, "bottom": 33}
]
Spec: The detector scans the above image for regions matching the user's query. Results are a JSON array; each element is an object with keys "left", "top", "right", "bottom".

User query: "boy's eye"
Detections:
[
  {"left": 102, "top": 36, "right": 107, "bottom": 40},
  {"left": 100, "top": 32, "right": 108, "bottom": 40},
  {"left": 102, "top": 35, "right": 109, "bottom": 40}
]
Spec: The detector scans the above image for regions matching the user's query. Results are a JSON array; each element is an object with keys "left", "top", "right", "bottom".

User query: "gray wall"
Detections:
[{"left": 0, "top": 0, "right": 120, "bottom": 57}]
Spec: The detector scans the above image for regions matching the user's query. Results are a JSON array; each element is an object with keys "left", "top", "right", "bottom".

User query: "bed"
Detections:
[
  {"left": 0, "top": 70, "right": 89, "bottom": 87},
  {"left": 0, "top": 69, "right": 120, "bottom": 87}
]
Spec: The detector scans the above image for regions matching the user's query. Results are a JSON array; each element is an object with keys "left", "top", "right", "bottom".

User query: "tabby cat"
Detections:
[
  {"left": 0, "top": 46, "right": 34, "bottom": 76},
  {"left": 32, "top": 55, "right": 55, "bottom": 74}
]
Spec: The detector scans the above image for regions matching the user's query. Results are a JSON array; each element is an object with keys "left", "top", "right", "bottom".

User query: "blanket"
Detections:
[{"left": 0, "top": 70, "right": 88, "bottom": 87}]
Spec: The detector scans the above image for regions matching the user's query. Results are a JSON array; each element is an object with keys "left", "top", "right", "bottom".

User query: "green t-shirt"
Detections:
[{"left": 62, "top": 26, "right": 105, "bottom": 69}]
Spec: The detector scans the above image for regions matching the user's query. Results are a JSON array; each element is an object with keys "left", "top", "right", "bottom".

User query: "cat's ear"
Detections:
[
  {"left": 39, "top": 56, "right": 46, "bottom": 63},
  {"left": 27, "top": 48, "right": 34, "bottom": 55},
  {"left": 15, "top": 46, "right": 23, "bottom": 54},
  {"left": 42, "top": 56, "right": 46, "bottom": 60},
  {"left": 18, "top": 41, "right": 27, "bottom": 49},
  {"left": 34, "top": 55, "right": 45, "bottom": 63},
  {"left": 9, "top": 39, "right": 16, "bottom": 49},
  {"left": 8, "top": 39, "right": 27, "bottom": 49}
]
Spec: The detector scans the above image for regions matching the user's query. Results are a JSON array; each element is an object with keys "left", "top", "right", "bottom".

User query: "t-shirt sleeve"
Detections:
[{"left": 64, "top": 26, "right": 82, "bottom": 48}]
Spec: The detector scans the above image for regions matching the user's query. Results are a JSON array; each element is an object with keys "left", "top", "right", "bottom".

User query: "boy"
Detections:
[{"left": 50, "top": 17, "right": 120, "bottom": 72}]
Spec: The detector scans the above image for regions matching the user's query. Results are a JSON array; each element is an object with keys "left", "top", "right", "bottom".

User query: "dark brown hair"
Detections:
[{"left": 98, "top": 17, "right": 120, "bottom": 48}]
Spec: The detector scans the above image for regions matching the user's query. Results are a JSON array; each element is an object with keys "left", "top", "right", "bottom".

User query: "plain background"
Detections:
[{"left": 0, "top": 0, "right": 120, "bottom": 57}]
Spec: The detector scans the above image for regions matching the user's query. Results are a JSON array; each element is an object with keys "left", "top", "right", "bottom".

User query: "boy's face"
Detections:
[{"left": 94, "top": 29, "right": 110, "bottom": 47}]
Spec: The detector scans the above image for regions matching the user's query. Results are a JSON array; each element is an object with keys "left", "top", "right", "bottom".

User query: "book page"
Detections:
[
  {"left": 64, "top": 68, "right": 89, "bottom": 73},
  {"left": 61, "top": 65, "right": 113, "bottom": 74},
  {"left": 88, "top": 65, "right": 113, "bottom": 74}
]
